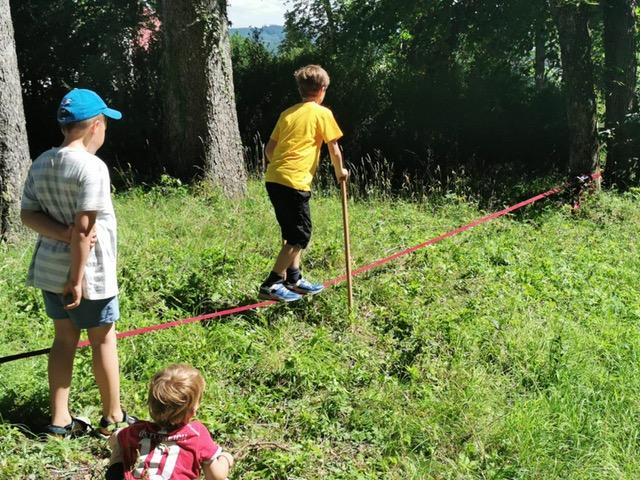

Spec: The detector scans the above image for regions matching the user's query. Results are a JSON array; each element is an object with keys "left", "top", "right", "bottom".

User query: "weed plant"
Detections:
[{"left": 1, "top": 178, "right": 639, "bottom": 479}]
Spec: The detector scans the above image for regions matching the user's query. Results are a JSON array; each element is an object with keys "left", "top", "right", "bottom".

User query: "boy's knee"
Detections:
[
  {"left": 87, "top": 323, "right": 117, "bottom": 345},
  {"left": 284, "top": 242, "right": 304, "bottom": 252},
  {"left": 284, "top": 229, "right": 310, "bottom": 249},
  {"left": 52, "top": 335, "right": 80, "bottom": 350}
]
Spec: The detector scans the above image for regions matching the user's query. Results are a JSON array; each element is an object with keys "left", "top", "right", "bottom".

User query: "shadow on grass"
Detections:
[
  {"left": 197, "top": 293, "right": 280, "bottom": 329},
  {"left": 197, "top": 291, "right": 341, "bottom": 329},
  {"left": 0, "top": 387, "right": 50, "bottom": 439}
]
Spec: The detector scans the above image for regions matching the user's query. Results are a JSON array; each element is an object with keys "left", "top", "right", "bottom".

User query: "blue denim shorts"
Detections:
[{"left": 42, "top": 291, "right": 120, "bottom": 330}]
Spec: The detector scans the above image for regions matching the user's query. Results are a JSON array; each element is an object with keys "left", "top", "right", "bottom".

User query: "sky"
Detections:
[{"left": 227, "top": 0, "right": 287, "bottom": 28}]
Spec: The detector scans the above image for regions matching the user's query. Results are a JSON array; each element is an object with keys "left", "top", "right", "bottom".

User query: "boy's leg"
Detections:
[
  {"left": 272, "top": 243, "right": 302, "bottom": 278},
  {"left": 263, "top": 182, "right": 309, "bottom": 281},
  {"left": 284, "top": 258, "right": 324, "bottom": 295},
  {"left": 282, "top": 247, "right": 323, "bottom": 296},
  {"left": 259, "top": 243, "right": 304, "bottom": 301},
  {"left": 285, "top": 249, "right": 303, "bottom": 283},
  {"left": 49, "top": 318, "right": 81, "bottom": 427},
  {"left": 86, "top": 323, "right": 123, "bottom": 423},
  {"left": 261, "top": 183, "right": 315, "bottom": 301},
  {"left": 290, "top": 248, "right": 303, "bottom": 271}
]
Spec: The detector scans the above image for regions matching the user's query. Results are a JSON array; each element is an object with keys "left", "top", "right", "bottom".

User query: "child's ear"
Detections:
[
  {"left": 93, "top": 117, "right": 105, "bottom": 129},
  {"left": 183, "top": 407, "right": 196, "bottom": 423}
]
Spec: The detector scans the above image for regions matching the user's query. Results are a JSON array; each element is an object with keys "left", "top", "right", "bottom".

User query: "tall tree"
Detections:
[
  {"left": 0, "top": 0, "right": 30, "bottom": 241},
  {"left": 601, "top": 0, "right": 637, "bottom": 188},
  {"left": 160, "top": 0, "right": 246, "bottom": 197},
  {"left": 550, "top": 0, "right": 599, "bottom": 176}
]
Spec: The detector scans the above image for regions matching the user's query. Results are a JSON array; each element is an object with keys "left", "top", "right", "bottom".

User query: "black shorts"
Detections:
[{"left": 266, "top": 182, "right": 312, "bottom": 249}]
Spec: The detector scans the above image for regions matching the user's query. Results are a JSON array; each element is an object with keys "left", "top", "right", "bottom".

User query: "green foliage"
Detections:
[
  {"left": 194, "top": 1, "right": 224, "bottom": 47},
  {"left": 2, "top": 180, "right": 640, "bottom": 478},
  {"left": 10, "top": 0, "right": 637, "bottom": 189},
  {"left": 11, "top": 0, "right": 163, "bottom": 180},
  {"left": 232, "top": 0, "right": 574, "bottom": 185}
]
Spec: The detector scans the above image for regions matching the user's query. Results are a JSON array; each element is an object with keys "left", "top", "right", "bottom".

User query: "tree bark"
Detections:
[
  {"left": 551, "top": 1, "right": 599, "bottom": 177},
  {"left": 601, "top": 0, "right": 637, "bottom": 188},
  {"left": 0, "top": 0, "right": 30, "bottom": 242},
  {"left": 160, "top": 0, "right": 246, "bottom": 197}
]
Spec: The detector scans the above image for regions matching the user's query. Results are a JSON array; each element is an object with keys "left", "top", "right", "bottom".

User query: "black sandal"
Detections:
[
  {"left": 97, "top": 411, "right": 138, "bottom": 439},
  {"left": 44, "top": 416, "right": 92, "bottom": 439}
]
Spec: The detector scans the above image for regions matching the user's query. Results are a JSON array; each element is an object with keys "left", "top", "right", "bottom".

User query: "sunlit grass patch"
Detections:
[{"left": 1, "top": 180, "right": 639, "bottom": 479}]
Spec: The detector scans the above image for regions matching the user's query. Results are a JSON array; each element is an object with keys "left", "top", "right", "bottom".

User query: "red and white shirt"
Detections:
[{"left": 113, "top": 420, "right": 221, "bottom": 480}]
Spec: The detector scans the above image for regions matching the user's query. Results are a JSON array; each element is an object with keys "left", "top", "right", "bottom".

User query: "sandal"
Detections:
[
  {"left": 97, "top": 411, "right": 138, "bottom": 439},
  {"left": 44, "top": 416, "right": 93, "bottom": 439}
]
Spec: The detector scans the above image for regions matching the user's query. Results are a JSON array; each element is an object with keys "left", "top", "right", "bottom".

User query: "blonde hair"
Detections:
[
  {"left": 148, "top": 364, "right": 205, "bottom": 428},
  {"left": 60, "top": 114, "right": 104, "bottom": 134},
  {"left": 294, "top": 64, "right": 330, "bottom": 98}
]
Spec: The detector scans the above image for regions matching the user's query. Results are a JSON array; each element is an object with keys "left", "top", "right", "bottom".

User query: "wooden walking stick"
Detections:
[{"left": 340, "top": 179, "right": 354, "bottom": 312}]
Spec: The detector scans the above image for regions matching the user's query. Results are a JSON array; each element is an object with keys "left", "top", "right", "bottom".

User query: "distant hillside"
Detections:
[{"left": 230, "top": 24, "right": 284, "bottom": 52}]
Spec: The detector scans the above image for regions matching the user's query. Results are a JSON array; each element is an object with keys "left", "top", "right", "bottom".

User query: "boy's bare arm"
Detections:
[
  {"left": 203, "top": 451, "right": 234, "bottom": 480},
  {"left": 64, "top": 211, "right": 96, "bottom": 310},
  {"left": 21, "top": 209, "right": 73, "bottom": 243},
  {"left": 265, "top": 138, "right": 277, "bottom": 163},
  {"left": 21, "top": 209, "right": 97, "bottom": 246},
  {"left": 328, "top": 141, "right": 348, "bottom": 182}
]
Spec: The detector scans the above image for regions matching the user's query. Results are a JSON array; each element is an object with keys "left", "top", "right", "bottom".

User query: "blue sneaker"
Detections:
[
  {"left": 259, "top": 283, "right": 303, "bottom": 302},
  {"left": 285, "top": 278, "right": 325, "bottom": 295}
]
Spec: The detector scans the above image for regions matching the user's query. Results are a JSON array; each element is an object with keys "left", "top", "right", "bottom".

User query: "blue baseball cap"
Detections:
[{"left": 57, "top": 88, "right": 123, "bottom": 125}]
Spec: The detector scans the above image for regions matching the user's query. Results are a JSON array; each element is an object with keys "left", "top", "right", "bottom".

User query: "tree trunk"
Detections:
[
  {"left": 601, "top": 0, "right": 637, "bottom": 188},
  {"left": 551, "top": 1, "right": 599, "bottom": 177},
  {"left": 0, "top": 0, "right": 30, "bottom": 242},
  {"left": 160, "top": 0, "right": 246, "bottom": 197}
]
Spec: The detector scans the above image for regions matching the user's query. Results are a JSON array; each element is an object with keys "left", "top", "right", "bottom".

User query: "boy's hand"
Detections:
[
  {"left": 335, "top": 168, "right": 349, "bottom": 183},
  {"left": 65, "top": 225, "right": 74, "bottom": 243},
  {"left": 67, "top": 224, "right": 98, "bottom": 249},
  {"left": 328, "top": 141, "right": 347, "bottom": 183},
  {"left": 89, "top": 227, "right": 97, "bottom": 249},
  {"left": 63, "top": 281, "right": 82, "bottom": 310},
  {"left": 219, "top": 451, "right": 234, "bottom": 468},
  {"left": 203, "top": 451, "right": 234, "bottom": 480}
]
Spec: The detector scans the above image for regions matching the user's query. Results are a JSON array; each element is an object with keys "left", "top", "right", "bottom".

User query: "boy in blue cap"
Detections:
[
  {"left": 21, "top": 88, "right": 136, "bottom": 437},
  {"left": 259, "top": 65, "right": 348, "bottom": 302}
]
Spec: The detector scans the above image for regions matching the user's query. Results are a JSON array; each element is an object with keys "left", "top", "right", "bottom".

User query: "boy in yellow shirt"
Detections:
[{"left": 259, "top": 65, "right": 349, "bottom": 302}]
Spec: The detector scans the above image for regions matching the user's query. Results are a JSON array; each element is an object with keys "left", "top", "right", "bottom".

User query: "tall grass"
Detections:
[
  {"left": 1, "top": 179, "right": 639, "bottom": 479},
  {"left": 243, "top": 134, "right": 566, "bottom": 209}
]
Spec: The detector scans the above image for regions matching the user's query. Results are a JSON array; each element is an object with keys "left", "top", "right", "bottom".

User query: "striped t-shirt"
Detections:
[{"left": 21, "top": 146, "right": 118, "bottom": 299}]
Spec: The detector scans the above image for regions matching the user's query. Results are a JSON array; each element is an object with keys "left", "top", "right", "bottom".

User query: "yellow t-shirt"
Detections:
[{"left": 265, "top": 101, "right": 343, "bottom": 191}]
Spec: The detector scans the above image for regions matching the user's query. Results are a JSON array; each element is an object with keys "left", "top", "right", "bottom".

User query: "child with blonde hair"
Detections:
[
  {"left": 107, "top": 364, "right": 234, "bottom": 480},
  {"left": 21, "top": 88, "right": 134, "bottom": 437},
  {"left": 259, "top": 64, "right": 348, "bottom": 301}
]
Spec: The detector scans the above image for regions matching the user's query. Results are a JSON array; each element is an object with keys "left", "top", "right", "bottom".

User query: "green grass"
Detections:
[{"left": 1, "top": 179, "right": 640, "bottom": 479}]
